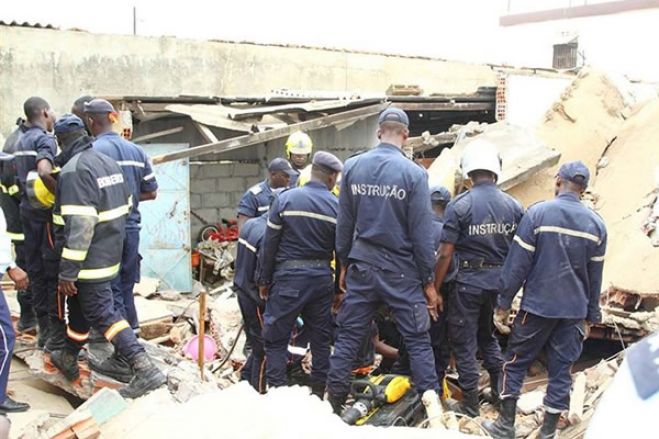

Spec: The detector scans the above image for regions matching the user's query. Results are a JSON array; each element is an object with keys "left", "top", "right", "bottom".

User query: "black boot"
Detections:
[
  {"left": 445, "top": 389, "right": 480, "bottom": 418},
  {"left": 88, "top": 352, "right": 133, "bottom": 383},
  {"left": 310, "top": 383, "right": 326, "bottom": 399},
  {"left": 0, "top": 396, "right": 30, "bottom": 413},
  {"left": 119, "top": 353, "right": 167, "bottom": 399},
  {"left": 17, "top": 296, "right": 37, "bottom": 332},
  {"left": 482, "top": 398, "right": 516, "bottom": 439},
  {"left": 50, "top": 350, "right": 80, "bottom": 381},
  {"left": 539, "top": 412, "right": 560, "bottom": 439},
  {"left": 327, "top": 392, "right": 347, "bottom": 415},
  {"left": 487, "top": 369, "right": 502, "bottom": 408},
  {"left": 37, "top": 316, "right": 50, "bottom": 349}
]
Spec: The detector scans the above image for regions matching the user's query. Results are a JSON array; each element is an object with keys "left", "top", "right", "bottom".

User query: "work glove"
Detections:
[{"left": 493, "top": 307, "right": 511, "bottom": 335}]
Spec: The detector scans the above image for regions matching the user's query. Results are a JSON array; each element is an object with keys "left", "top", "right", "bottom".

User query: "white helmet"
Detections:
[{"left": 460, "top": 138, "right": 502, "bottom": 180}]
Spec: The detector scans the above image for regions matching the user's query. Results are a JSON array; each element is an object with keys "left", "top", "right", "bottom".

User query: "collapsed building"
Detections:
[{"left": 1, "top": 22, "right": 658, "bottom": 439}]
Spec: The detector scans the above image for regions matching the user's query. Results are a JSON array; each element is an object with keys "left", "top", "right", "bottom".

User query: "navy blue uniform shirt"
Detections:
[
  {"left": 441, "top": 181, "right": 524, "bottom": 290},
  {"left": 14, "top": 125, "right": 57, "bottom": 222},
  {"left": 234, "top": 214, "right": 267, "bottom": 299},
  {"left": 259, "top": 181, "right": 337, "bottom": 283},
  {"left": 238, "top": 180, "right": 275, "bottom": 218},
  {"left": 92, "top": 131, "right": 158, "bottom": 230},
  {"left": 499, "top": 192, "right": 607, "bottom": 322},
  {"left": 336, "top": 143, "right": 436, "bottom": 285}
]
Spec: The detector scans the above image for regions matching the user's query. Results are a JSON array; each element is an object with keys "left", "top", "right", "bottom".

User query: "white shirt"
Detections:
[{"left": 0, "top": 211, "right": 16, "bottom": 273}]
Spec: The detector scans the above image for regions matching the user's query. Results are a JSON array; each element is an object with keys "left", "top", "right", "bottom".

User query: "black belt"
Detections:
[
  {"left": 460, "top": 259, "right": 502, "bottom": 270},
  {"left": 276, "top": 259, "right": 331, "bottom": 270}
]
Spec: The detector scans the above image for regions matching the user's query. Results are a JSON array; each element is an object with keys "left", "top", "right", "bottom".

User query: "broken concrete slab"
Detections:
[{"left": 133, "top": 277, "right": 160, "bottom": 298}]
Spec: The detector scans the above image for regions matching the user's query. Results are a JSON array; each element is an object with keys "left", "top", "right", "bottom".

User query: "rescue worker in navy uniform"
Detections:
[
  {"left": 0, "top": 209, "right": 31, "bottom": 415},
  {"left": 13, "top": 97, "right": 61, "bottom": 349},
  {"left": 484, "top": 161, "right": 607, "bottom": 439},
  {"left": 1, "top": 119, "right": 37, "bottom": 332},
  {"left": 48, "top": 114, "right": 166, "bottom": 398},
  {"left": 434, "top": 138, "right": 524, "bottom": 417},
  {"left": 237, "top": 158, "right": 294, "bottom": 230},
  {"left": 257, "top": 151, "right": 343, "bottom": 397},
  {"left": 234, "top": 211, "right": 268, "bottom": 392},
  {"left": 327, "top": 108, "right": 442, "bottom": 414}
]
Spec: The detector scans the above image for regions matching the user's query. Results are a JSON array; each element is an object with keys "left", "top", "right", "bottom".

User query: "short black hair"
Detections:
[
  {"left": 23, "top": 96, "right": 50, "bottom": 121},
  {"left": 72, "top": 95, "right": 94, "bottom": 111}
]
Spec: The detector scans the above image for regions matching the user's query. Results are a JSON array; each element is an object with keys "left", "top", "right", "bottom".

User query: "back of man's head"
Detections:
[{"left": 23, "top": 96, "right": 50, "bottom": 122}]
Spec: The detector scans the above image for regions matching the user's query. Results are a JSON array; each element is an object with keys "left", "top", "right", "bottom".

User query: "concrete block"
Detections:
[
  {"left": 191, "top": 178, "right": 217, "bottom": 194},
  {"left": 219, "top": 207, "right": 237, "bottom": 220},
  {"left": 190, "top": 194, "right": 202, "bottom": 210},
  {"left": 244, "top": 177, "right": 262, "bottom": 188},
  {"left": 233, "top": 163, "right": 261, "bottom": 177},
  {"left": 218, "top": 177, "right": 248, "bottom": 192},
  {"left": 231, "top": 191, "right": 246, "bottom": 205},
  {"left": 191, "top": 208, "right": 218, "bottom": 226},
  {"left": 189, "top": 164, "right": 204, "bottom": 180},
  {"left": 202, "top": 163, "right": 234, "bottom": 178},
  {"left": 202, "top": 192, "right": 231, "bottom": 208}
]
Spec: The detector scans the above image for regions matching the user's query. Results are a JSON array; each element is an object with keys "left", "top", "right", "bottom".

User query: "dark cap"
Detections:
[
  {"left": 268, "top": 157, "right": 296, "bottom": 175},
  {"left": 558, "top": 161, "right": 590, "bottom": 188},
  {"left": 429, "top": 185, "right": 451, "bottom": 203},
  {"left": 378, "top": 108, "right": 409, "bottom": 127},
  {"left": 83, "top": 98, "right": 116, "bottom": 114},
  {"left": 54, "top": 113, "right": 85, "bottom": 135},
  {"left": 312, "top": 151, "right": 343, "bottom": 173}
]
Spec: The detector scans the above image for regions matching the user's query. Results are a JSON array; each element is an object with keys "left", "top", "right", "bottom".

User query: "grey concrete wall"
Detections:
[{"left": 0, "top": 25, "right": 497, "bottom": 137}]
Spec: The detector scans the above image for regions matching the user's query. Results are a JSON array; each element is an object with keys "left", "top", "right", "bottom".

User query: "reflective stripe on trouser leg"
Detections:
[
  {"left": 543, "top": 318, "right": 584, "bottom": 411},
  {"left": 500, "top": 312, "right": 555, "bottom": 399}
]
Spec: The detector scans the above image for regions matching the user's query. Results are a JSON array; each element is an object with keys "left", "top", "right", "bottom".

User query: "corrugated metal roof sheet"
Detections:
[{"left": 0, "top": 20, "right": 57, "bottom": 29}]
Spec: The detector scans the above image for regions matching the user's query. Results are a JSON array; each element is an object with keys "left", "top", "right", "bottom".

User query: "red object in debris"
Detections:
[{"left": 199, "top": 218, "right": 239, "bottom": 242}]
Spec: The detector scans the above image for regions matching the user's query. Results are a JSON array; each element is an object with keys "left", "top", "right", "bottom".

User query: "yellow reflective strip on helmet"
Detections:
[
  {"left": 104, "top": 320, "right": 131, "bottom": 341},
  {"left": 6, "top": 232, "right": 24, "bottom": 241},
  {"left": 78, "top": 263, "right": 120, "bottom": 280},
  {"left": 61, "top": 205, "right": 98, "bottom": 217},
  {"left": 52, "top": 214, "right": 65, "bottom": 225},
  {"left": 7, "top": 185, "right": 19, "bottom": 196},
  {"left": 98, "top": 203, "right": 130, "bottom": 222},
  {"left": 62, "top": 247, "right": 88, "bottom": 261}
]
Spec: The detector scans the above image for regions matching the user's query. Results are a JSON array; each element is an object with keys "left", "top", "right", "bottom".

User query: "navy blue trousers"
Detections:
[
  {"left": 63, "top": 281, "right": 144, "bottom": 361},
  {"left": 263, "top": 275, "right": 333, "bottom": 388},
  {"left": 111, "top": 229, "right": 140, "bottom": 329},
  {"left": 236, "top": 289, "right": 266, "bottom": 393},
  {"left": 447, "top": 283, "right": 503, "bottom": 392},
  {"left": 13, "top": 241, "right": 33, "bottom": 313},
  {"left": 20, "top": 215, "right": 58, "bottom": 320},
  {"left": 501, "top": 311, "right": 584, "bottom": 411},
  {"left": 0, "top": 291, "right": 15, "bottom": 405},
  {"left": 328, "top": 262, "right": 438, "bottom": 396}
]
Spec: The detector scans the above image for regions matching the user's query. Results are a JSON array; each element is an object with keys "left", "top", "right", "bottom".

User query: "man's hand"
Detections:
[
  {"left": 258, "top": 285, "right": 270, "bottom": 301},
  {"left": 338, "top": 265, "right": 348, "bottom": 294},
  {"left": 8, "top": 267, "right": 29, "bottom": 291},
  {"left": 582, "top": 320, "right": 592, "bottom": 340},
  {"left": 493, "top": 307, "right": 511, "bottom": 335},
  {"left": 58, "top": 280, "right": 78, "bottom": 297},
  {"left": 424, "top": 283, "right": 442, "bottom": 322},
  {"left": 332, "top": 292, "right": 345, "bottom": 314}
]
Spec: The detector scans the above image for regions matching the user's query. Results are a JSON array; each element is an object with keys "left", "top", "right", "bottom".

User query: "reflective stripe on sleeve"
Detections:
[
  {"left": 280, "top": 210, "right": 337, "bottom": 224},
  {"left": 267, "top": 219, "right": 282, "bottom": 230},
  {"left": 13, "top": 150, "right": 38, "bottom": 157},
  {"left": 534, "top": 226, "right": 601, "bottom": 244},
  {"left": 98, "top": 203, "right": 131, "bottom": 222},
  {"left": 513, "top": 235, "right": 536, "bottom": 253},
  {"left": 238, "top": 238, "right": 257, "bottom": 253},
  {"left": 62, "top": 248, "right": 88, "bottom": 261},
  {"left": 590, "top": 255, "right": 605, "bottom": 262},
  {"left": 257, "top": 206, "right": 269, "bottom": 212},
  {"left": 7, "top": 185, "right": 19, "bottom": 196},
  {"left": 143, "top": 173, "right": 156, "bottom": 181},
  {"left": 117, "top": 160, "right": 145, "bottom": 168},
  {"left": 104, "top": 320, "right": 131, "bottom": 341},
  {"left": 6, "top": 232, "right": 24, "bottom": 241},
  {"left": 52, "top": 214, "right": 65, "bottom": 225},
  {"left": 61, "top": 205, "right": 98, "bottom": 217},
  {"left": 78, "top": 263, "right": 120, "bottom": 280}
]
